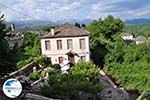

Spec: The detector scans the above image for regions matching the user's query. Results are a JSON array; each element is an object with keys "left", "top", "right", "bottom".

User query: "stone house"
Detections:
[
  {"left": 6, "top": 24, "right": 42, "bottom": 48},
  {"left": 135, "top": 35, "right": 147, "bottom": 45},
  {"left": 41, "top": 23, "right": 90, "bottom": 64},
  {"left": 121, "top": 32, "right": 134, "bottom": 41}
]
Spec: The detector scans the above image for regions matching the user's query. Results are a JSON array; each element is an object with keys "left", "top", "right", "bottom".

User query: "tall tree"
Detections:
[
  {"left": 22, "top": 32, "right": 41, "bottom": 57},
  {"left": 0, "top": 15, "right": 18, "bottom": 75},
  {"left": 86, "top": 15, "right": 124, "bottom": 67},
  {"left": 75, "top": 22, "right": 81, "bottom": 28}
]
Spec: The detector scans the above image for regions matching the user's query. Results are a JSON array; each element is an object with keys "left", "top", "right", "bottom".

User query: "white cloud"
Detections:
[
  {"left": 2, "top": 0, "right": 82, "bottom": 21},
  {"left": 0, "top": 0, "right": 150, "bottom": 21},
  {"left": 127, "top": 6, "right": 150, "bottom": 17},
  {"left": 92, "top": 0, "right": 114, "bottom": 10},
  {"left": 60, "top": 2, "right": 81, "bottom": 11}
]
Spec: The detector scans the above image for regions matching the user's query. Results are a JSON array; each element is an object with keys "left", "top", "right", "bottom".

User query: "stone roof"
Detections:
[
  {"left": 11, "top": 28, "right": 39, "bottom": 33},
  {"left": 135, "top": 35, "right": 147, "bottom": 41},
  {"left": 42, "top": 23, "right": 89, "bottom": 38},
  {"left": 121, "top": 32, "right": 133, "bottom": 36}
]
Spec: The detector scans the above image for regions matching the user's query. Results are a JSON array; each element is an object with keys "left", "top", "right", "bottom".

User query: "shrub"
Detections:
[
  {"left": 51, "top": 64, "right": 60, "bottom": 70},
  {"left": 141, "top": 92, "right": 150, "bottom": 100},
  {"left": 29, "top": 72, "right": 40, "bottom": 80},
  {"left": 34, "top": 55, "right": 47, "bottom": 67},
  {"left": 41, "top": 68, "right": 53, "bottom": 77},
  {"left": 70, "top": 61, "right": 100, "bottom": 78},
  {"left": 17, "top": 57, "right": 33, "bottom": 69},
  {"left": 40, "top": 62, "right": 103, "bottom": 100}
]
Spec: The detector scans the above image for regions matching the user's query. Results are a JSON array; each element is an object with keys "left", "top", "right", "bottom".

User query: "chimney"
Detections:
[
  {"left": 10, "top": 24, "right": 15, "bottom": 31},
  {"left": 51, "top": 27, "right": 55, "bottom": 36}
]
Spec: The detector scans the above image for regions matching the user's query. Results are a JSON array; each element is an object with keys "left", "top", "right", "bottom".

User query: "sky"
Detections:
[{"left": 0, "top": 0, "right": 150, "bottom": 21}]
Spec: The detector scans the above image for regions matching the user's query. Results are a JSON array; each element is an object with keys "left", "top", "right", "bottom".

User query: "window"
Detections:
[
  {"left": 68, "top": 55, "right": 75, "bottom": 63},
  {"left": 79, "top": 38, "right": 86, "bottom": 49},
  {"left": 45, "top": 40, "right": 50, "bottom": 50},
  {"left": 67, "top": 39, "right": 73, "bottom": 49},
  {"left": 57, "top": 40, "right": 62, "bottom": 50},
  {"left": 81, "top": 56, "right": 86, "bottom": 61},
  {"left": 59, "top": 57, "right": 64, "bottom": 63},
  {"left": 46, "top": 57, "right": 51, "bottom": 64}
]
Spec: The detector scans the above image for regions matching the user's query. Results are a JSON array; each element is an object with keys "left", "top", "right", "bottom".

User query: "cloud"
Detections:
[
  {"left": 0, "top": 0, "right": 150, "bottom": 21},
  {"left": 87, "top": 0, "right": 150, "bottom": 20}
]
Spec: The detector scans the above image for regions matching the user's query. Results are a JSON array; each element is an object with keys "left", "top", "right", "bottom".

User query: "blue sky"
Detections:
[{"left": 0, "top": 0, "right": 150, "bottom": 21}]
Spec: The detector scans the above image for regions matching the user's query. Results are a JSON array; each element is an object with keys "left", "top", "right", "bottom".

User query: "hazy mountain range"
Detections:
[
  {"left": 125, "top": 18, "right": 150, "bottom": 25},
  {"left": 6, "top": 18, "right": 93, "bottom": 29},
  {"left": 6, "top": 18, "right": 150, "bottom": 29}
]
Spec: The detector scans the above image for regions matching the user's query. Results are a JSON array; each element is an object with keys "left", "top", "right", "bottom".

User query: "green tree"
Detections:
[
  {"left": 86, "top": 15, "right": 124, "bottom": 66},
  {"left": 105, "top": 39, "right": 150, "bottom": 99},
  {"left": 0, "top": 15, "right": 18, "bottom": 74},
  {"left": 22, "top": 32, "right": 41, "bottom": 57},
  {"left": 17, "top": 32, "right": 41, "bottom": 68},
  {"left": 41, "top": 62, "right": 102, "bottom": 100},
  {"left": 75, "top": 22, "right": 81, "bottom": 28}
]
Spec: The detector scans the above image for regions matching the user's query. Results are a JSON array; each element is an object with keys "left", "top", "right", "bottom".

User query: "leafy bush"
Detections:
[
  {"left": 41, "top": 67, "right": 53, "bottom": 77},
  {"left": 40, "top": 62, "right": 102, "bottom": 100},
  {"left": 141, "top": 92, "right": 150, "bottom": 100},
  {"left": 71, "top": 61, "right": 100, "bottom": 78},
  {"left": 17, "top": 57, "right": 33, "bottom": 69},
  {"left": 16, "top": 32, "right": 41, "bottom": 68},
  {"left": 29, "top": 72, "right": 40, "bottom": 80},
  {"left": 51, "top": 64, "right": 60, "bottom": 70},
  {"left": 34, "top": 55, "right": 47, "bottom": 67},
  {"left": 105, "top": 40, "right": 150, "bottom": 91}
]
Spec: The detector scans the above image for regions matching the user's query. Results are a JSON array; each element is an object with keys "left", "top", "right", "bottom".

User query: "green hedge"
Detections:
[
  {"left": 51, "top": 64, "right": 60, "bottom": 70},
  {"left": 29, "top": 72, "right": 40, "bottom": 81}
]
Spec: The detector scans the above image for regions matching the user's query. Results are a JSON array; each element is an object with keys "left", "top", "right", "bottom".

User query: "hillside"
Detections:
[
  {"left": 125, "top": 18, "right": 150, "bottom": 25},
  {"left": 124, "top": 24, "right": 150, "bottom": 37}
]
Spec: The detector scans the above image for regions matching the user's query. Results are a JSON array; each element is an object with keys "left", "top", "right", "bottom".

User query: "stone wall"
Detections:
[
  {"left": 9, "top": 61, "right": 40, "bottom": 77},
  {"left": 21, "top": 93, "right": 60, "bottom": 100}
]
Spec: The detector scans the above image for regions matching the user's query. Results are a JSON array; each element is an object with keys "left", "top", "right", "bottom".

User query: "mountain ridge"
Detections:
[
  {"left": 6, "top": 18, "right": 150, "bottom": 29},
  {"left": 125, "top": 18, "right": 150, "bottom": 24}
]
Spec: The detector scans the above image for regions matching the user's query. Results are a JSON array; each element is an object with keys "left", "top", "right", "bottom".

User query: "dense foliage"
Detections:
[
  {"left": 86, "top": 15, "right": 124, "bottom": 66},
  {"left": 17, "top": 32, "right": 42, "bottom": 68},
  {"left": 0, "top": 15, "right": 18, "bottom": 74},
  {"left": 124, "top": 24, "right": 150, "bottom": 37},
  {"left": 71, "top": 61, "right": 100, "bottom": 78},
  {"left": 87, "top": 15, "right": 150, "bottom": 99},
  {"left": 51, "top": 64, "right": 60, "bottom": 70},
  {"left": 34, "top": 55, "right": 47, "bottom": 67},
  {"left": 29, "top": 72, "right": 40, "bottom": 80},
  {"left": 105, "top": 39, "right": 150, "bottom": 96},
  {"left": 41, "top": 62, "right": 102, "bottom": 100},
  {"left": 22, "top": 32, "right": 41, "bottom": 57}
]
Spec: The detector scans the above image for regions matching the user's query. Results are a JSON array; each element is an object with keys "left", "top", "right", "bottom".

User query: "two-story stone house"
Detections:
[{"left": 41, "top": 23, "right": 90, "bottom": 64}]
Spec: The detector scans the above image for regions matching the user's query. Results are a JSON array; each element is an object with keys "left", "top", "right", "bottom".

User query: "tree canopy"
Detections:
[
  {"left": 0, "top": 15, "right": 18, "bottom": 74},
  {"left": 86, "top": 15, "right": 124, "bottom": 66},
  {"left": 87, "top": 15, "right": 150, "bottom": 98},
  {"left": 17, "top": 32, "right": 41, "bottom": 68},
  {"left": 41, "top": 62, "right": 102, "bottom": 100},
  {"left": 105, "top": 41, "right": 150, "bottom": 91}
]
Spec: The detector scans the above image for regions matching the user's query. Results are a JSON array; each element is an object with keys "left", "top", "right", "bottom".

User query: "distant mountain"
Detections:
[
  {"left": 56, "top": 18, "right": 93, "bottom": 25},
  {"left": 6, "top": 20, "right": 56, "bottom": 29},
  {"left": 125, "top": 18, "right": 150, "bottom": 24},
  {"left": 79, "top": 18, "right": 93, "bottom": 25},
  {"left": 6, "top": 18, "right": 93, "bottom": 29}
]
